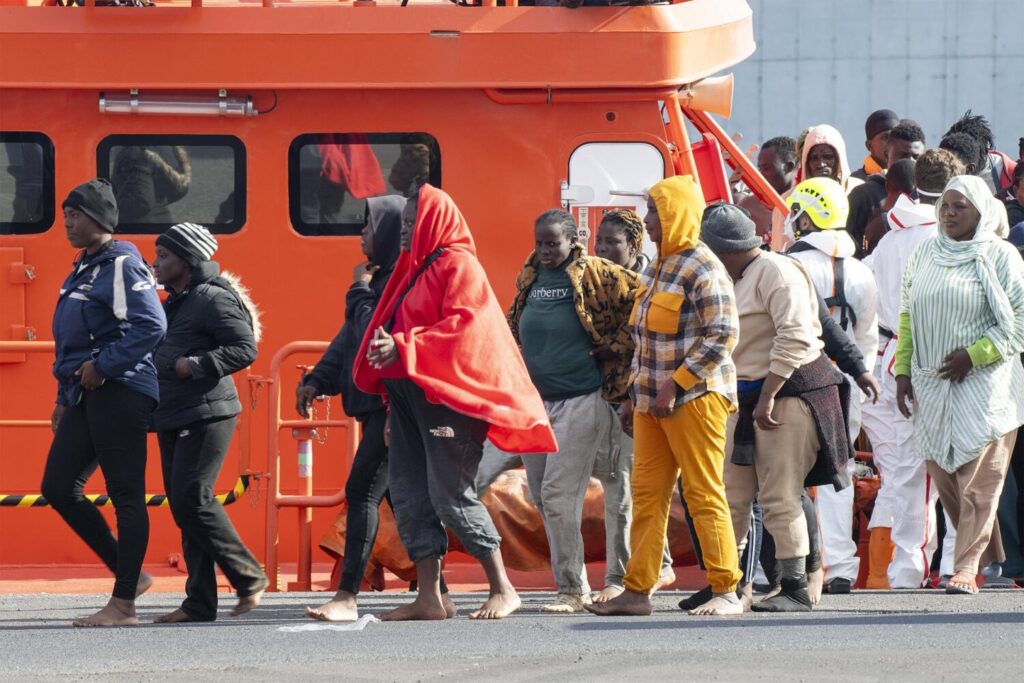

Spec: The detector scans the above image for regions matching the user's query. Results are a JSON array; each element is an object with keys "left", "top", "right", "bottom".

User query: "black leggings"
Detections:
[
  {"left": 339, "top": 409, "right": 391, "bottom": 595},
  {"left": 158, "top": 416, "right": 266, "bottom": 621},
  {"left": 41, "top": 382, "right": 155, "bottom": 601}
]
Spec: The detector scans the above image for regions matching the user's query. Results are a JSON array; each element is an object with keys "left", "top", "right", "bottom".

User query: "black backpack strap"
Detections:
[
  {"left": 822, "top": 256, "right": 857, "bottom": 331},
  {"left": 382, "top": 247, "right": 445, "bottom": 334},
  {"left": 787, "top": 242, "right": 858, "bottom": 331}
]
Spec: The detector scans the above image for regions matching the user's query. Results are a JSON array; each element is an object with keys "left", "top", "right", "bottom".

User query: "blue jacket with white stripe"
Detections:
[{"left": 52, "top": 240, "right": 167, "bottom": 407}]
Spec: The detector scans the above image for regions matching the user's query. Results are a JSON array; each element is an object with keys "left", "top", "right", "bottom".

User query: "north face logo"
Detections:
[{"left": 429, "top": 426, "right": 455, "bottom": 438}]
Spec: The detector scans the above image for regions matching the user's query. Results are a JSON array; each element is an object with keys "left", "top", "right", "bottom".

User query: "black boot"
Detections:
[
  {"left": 678, "top": 585, "right": 712, "bottom": 611},
  {"left": 752, "top": 558, "right": 812, "bottom": 613}
]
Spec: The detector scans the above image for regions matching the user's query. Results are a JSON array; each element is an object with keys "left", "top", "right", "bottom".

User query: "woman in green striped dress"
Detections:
[{"left": 894, "top": 175, "right": 1024, "bottom": 595}]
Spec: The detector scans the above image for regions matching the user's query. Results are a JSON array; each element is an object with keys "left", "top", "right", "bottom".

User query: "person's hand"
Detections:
[
  {"left": 855, "top": 372, "right": 881, "bottom": 404},
  {"left": 367, "top": 326, "right": 398, "bottom": 369},
  {"left": 51, "top": 404, "right": 66, "bottom": 434},
  {"left": 619, "top": 398, "right": 634, "bottom": 438},
  {"left": 589, "top": 345, "right": 617, "bottom": 362},
  {"left": 174, "top": 357, "right": 194, "bottom": 379},
  {"left": 296, "top": 383, "right": 319, "bottom": 418},
  {"left": 353, "top": 261, "right": 379, "bottom": 285},
  {"left": 75, "top": 360, "right": 105, "bottom": 390},
  {"left": 753, "top": 392, "right": 781, "bottom": 430},
  {"left": 384, "top": 414, "right": 391, "bottom": 447},
  {"left": 938, "top": 348, "right": 972, "bottom": 383},
  {"left": 896, "top": 375, "right": 914, "bottom": 419},
  {"left": 649, "top": 379, "right": 677, "bottom": 418}
]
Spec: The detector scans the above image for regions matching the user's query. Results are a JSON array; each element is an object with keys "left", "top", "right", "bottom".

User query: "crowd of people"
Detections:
[{"left": 42, "top": 108, "right": 1024, "bottom": 626}]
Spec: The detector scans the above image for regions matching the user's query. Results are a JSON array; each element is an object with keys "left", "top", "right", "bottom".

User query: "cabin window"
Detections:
[
  {"left": 289, "top": 133, "right": 441, "bottom": 236},
  {"left": 0, "top": 133, "right": 55, "bottom": 235},
  {"left": 96, "top": 135, "right": 246, "bottom": 235}
]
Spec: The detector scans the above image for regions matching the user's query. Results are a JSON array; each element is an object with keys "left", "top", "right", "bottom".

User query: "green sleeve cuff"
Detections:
[
  {"left": 966, "top": 336, "right": 1001, "bottom": 368},
  {"left": 893, "top": 312, "right": 914, "bottom": 378}
]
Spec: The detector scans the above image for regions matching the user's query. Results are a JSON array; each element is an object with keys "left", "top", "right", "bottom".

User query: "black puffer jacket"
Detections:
[{"left": 153, "top": 261, "right": 259, "bottom": 431}]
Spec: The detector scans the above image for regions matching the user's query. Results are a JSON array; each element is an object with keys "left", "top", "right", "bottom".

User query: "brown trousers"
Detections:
[
  {"left": 926, "top": 430, "right": 1017, "bottom": 576},
  {"left": 724, "top": 397, "right": 820, "bottom": 560}
]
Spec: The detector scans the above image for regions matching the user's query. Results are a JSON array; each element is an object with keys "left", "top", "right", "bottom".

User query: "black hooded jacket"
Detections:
[
  {"left": 303, "top": 195, "right": 404, "bottom": 420},
  {"left": 153, "top": 261, "right": 259, "bottom": 431}
]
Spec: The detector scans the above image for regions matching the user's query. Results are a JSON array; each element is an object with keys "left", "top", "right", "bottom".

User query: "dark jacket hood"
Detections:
[{"left": 366, "top": 195, "right": 405, "bottom": 296}]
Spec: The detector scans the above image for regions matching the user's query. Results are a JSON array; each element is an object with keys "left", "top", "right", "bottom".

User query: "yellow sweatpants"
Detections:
[{"left": 624, "top": 392, "right": 742, "bottom": 594}]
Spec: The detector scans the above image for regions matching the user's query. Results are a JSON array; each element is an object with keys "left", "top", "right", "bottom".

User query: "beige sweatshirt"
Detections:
[{"left": 732, "top": 252, "right": 823, "bottom": 380}]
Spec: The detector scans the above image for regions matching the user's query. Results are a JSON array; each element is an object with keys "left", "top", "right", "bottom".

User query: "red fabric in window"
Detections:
[{"left": 318, "top": 135, "right": 386, "bottom": 199}]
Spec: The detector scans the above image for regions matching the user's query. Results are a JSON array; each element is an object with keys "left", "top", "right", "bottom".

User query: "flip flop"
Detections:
[{"left": 945, "top": 578, "right": 979, "bottom": 595}]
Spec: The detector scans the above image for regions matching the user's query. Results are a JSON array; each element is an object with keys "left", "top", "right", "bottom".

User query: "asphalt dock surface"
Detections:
[{"left": 1, "top": 590, "right": 1021, "bottom": 681}]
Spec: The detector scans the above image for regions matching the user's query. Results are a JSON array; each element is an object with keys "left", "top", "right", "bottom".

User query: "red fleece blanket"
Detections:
[{"left": 353, "top": 184, "right": 557, "bottom": 454}]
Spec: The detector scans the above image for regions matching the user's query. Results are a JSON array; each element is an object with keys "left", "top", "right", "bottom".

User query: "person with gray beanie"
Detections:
[
  {"left": 151, "top": 222, "right": 268, "bottom": 623},
  {"left": 701, "top": 202, "right": 853, "bottom": 613},
  {"left": 42, "top": 178, "right": 167, "bottom": 627}
]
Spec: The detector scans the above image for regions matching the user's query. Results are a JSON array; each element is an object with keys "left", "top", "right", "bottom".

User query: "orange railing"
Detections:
[
  {"left": 0, "top": 341, "right": 55, "bottom": 429},
  {"left": 262, "top": 341, "right": 360, "bottom": 591},
  {"left": 0, "top": 339, "right": 255, "bottom": 507}
]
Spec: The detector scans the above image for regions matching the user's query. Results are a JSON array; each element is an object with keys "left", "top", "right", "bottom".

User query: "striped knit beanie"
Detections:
[{"left": 156, "top": 222, "right": 218, "bottom": 267}]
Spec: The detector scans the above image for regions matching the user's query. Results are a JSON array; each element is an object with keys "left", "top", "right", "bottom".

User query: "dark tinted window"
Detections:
[
  {"left": 289, "top": 133, "right": 441, "bottom": 236},
  {"left": 97, "top": 135, "right": 245, "bottom": 234},
  {"left": 0, "top": 132, "right": 55, "bottom": 235}
]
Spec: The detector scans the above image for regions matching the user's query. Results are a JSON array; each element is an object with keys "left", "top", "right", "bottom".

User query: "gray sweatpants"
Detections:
[
  {"left": 601, "top": 419, "right": 675, "bottom": 588},
  {"left": 477, "top": 395, "right": 674, "bottom": 591}
]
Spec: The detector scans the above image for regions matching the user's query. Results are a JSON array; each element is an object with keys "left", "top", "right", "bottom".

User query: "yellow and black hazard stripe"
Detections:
[{"left": 0, "top": 475, "right": 250, "bottom": 507}]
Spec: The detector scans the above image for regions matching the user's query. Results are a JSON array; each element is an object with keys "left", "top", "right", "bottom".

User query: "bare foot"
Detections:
[
  {"left": 651, "top": 568, "right": 676, "bottom": 593},
  {"left": 808, "top": 568, "right": 824, "bottom": 606},
  {"left": 689, "top": 593, "right": 744, "bottom": 616},
  {"left": 946, "top": 571, "right": 979, "bottom": 595},
  {"left": 230, "top": 589, "right": 264, "bottom": 617},
  {"left": 593, "top": 585, "right": 624, "bottom": 604},
  {"left": 442, "top": 593, "right": 458, "bottom": 619},
  {"left": 468, "top": 589, "right": 520, "bottom": 620},
  {"left": 305, "top": 591, "right": 358, "bottom": 622},
  {"left": 135, "top": 572, "right": 154, "bottom": 598},
  {"left": 72, "top": 597, "right": 138, "bottom": 627},
  {"left": 759, "top": 585, "right": 782, "bottom": 601},
  {"left": 381, "top": 593, "right": 448, "bottom": 621},
  {"left": 153, "top": 608, "right": 194, "bottom": 624},
  {"left": 584, "top": 589, "right": 652, "bottom": 616}
]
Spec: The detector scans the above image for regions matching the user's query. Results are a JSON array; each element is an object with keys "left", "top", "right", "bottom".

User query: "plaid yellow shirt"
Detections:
[{"left": 629, "top": 243, "right": 738, "bottom": 413}]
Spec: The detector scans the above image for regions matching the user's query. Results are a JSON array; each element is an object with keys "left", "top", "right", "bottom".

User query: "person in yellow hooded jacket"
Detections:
[{"left": 587, "top": 176, "right": 744, "bottom": 617}]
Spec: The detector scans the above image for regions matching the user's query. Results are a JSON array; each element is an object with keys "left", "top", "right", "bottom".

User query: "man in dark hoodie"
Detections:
[
  {"left": 847, "top": 120, "right": 926, "bottom": 257},
  {"left": 851, "top": 109, "right": 900, "bottom": 182},
  {"left": 42, "top": 178, "right": 167, "bottom": 627},
  {"left": 298, "top": 196, "right": 459, "bottom": 622},
  {"left": 150, "top": 222, "right": 268, "bottom": 623}
]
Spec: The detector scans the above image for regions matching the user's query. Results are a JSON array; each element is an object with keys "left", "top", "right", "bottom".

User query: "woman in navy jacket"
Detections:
[{"left": 41, "top": 178, "right": 167, "bottom": 627}]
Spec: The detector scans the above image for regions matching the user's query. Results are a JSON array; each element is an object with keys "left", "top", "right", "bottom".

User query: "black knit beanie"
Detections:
[
  {"left": 156, "top": 222, "right": 218, "bottom": 267},
  {"left": 62, "top": 178, "right": 119, "bottom": 233}
]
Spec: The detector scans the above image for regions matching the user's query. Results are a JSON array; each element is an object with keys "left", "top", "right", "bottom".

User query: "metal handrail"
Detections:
[{"left": 263, "top": 341, "right": 360, "bottom": 592}]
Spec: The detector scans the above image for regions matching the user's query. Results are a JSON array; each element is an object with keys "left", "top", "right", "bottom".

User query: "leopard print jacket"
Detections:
[{"left": 507, "top": 246, "right": 641, "bottom": 403}]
